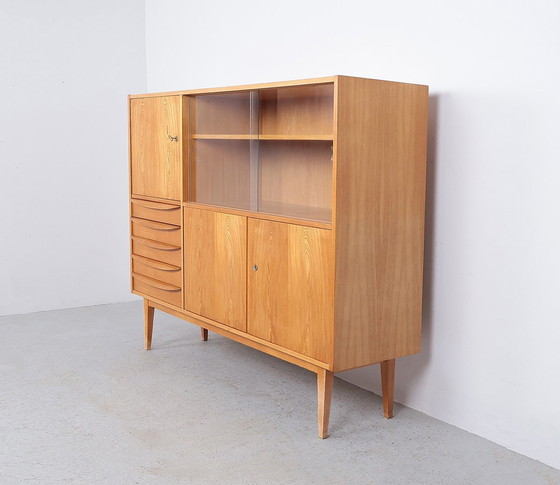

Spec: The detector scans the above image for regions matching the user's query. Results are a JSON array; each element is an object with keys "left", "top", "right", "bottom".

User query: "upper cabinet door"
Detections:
[
  {"left": 130, "top": 96, "right": 181, "bottom": 201},
  {"left": 247, "top": 219, "right": 334, "bottom": 363}
]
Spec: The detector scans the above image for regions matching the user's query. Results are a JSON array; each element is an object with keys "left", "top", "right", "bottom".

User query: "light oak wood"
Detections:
[
  {"left": 134, "top": 274, "right": 182, "bottom": 307},
  {"left": 317, "top": 369, "right": 334, "bottom": 438},
  {"left": 132, "top": 254, "right": 181, "bottom": 287},
  {"left": 184, "top": 208, "right": 247, "bottom": 331},
  {"left": 182, "top": 95, "right": 190, "bottom": 205},
  {"left": 131, "top": 194, "right": 181, "bottom": 204},
  {"left": 133, "top": 273, "right": 180, "bottom": 291},
  {"left": 183, "top": 202, "right": 332, "bottom": 230},
  {"left": 380, "top": 359, "right": 395, "bottom": 419},
  {"left": 131, "top": 198, "right": 181, "bottom": 225},
  {"left": 192, "top": 134, "right": 256, "bottom": 140},
  {"left": 333, "top": 76, "right": 429, "bottom": 372},
  {"left": 191, "top": 134, "right": 333, "bottom": 140},
  {"left": 131, "top": 235, "right": 182, "bottom": 267},
  {"left": 145, "top": 298, "right": 328, "bottom": 372},
  {"left": 260, "top": 134, "right": 333, "bottom": 141},
  {"left": 129, "top": 76, "right": 337, "bottom": 99},
  {"left": 201, "top": 328, "right": 208, "bottom": 341},
  {"left": 130, "top": 197, "right": 184, "bottom": 310},
  {"left": 144, "top": 299, "right": 154, "bottom": 350},
  {"left": 131, "top": 217, "right": 181, "bottom": 246},
  {"left": 130, "top": 96, "right": 181, "bottom": 201},
  {"left": 129, "top": 75, "right": 428, "bottom": 438},
  {"left": 247, "top": 219, "right": 334, "bottom": 363}
]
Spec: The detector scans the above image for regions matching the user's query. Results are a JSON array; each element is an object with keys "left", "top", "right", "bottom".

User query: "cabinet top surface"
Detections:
[{"left": 128, "top": 75, "right": 428, "bottom": 99}]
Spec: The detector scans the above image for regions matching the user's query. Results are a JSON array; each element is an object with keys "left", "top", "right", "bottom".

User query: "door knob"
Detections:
[{"left": 252, "top": 264, "right": 258, "bottom": 271}]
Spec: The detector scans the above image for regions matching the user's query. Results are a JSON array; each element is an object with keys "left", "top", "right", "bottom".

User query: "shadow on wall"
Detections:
[{"left": 338, "top": 94, "right": 440, "bottom": 402}]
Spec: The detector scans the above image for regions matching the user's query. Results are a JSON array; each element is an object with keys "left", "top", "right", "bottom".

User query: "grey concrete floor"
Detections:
[{"left": 1, "top": 302, "right": 558, "bottom": 484}]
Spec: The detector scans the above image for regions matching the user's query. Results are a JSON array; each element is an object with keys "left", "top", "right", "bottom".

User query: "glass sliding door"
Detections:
[
  {"left": 188, "top": 91, "right": 258, "bottom": 210},
  {"left": 257, "top": 84, "right": 334, "bottom": 222},
  {"left": 187, "top": 83, "right": 335, "bottom": 223}
]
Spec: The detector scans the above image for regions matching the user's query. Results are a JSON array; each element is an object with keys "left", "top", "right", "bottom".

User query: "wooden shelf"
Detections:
[
  {"left": 192, "top": 134, "right": 255, "bottom": 140},
  {"left": 192, "top": 134, "right": 333, "bottom": 141},
  {"left": 258, "top": 201, "right": 331, "bottom": 223},
  {"left": 182, "top": 202, "right": 332, "bottom": 230},
  {"left": 260, "top": 135, "right": 333, "bottom": 141}
]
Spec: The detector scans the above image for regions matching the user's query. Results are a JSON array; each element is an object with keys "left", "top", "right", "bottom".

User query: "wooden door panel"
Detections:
[
  {"left": 184, "top": 208, "right": 246, "bottom": 331},
  {"left": 248, "top": 219, "right": 333, "bottom": 363},
  {"left": 130, "top": 96, "right": 181, "bottom": 201}
]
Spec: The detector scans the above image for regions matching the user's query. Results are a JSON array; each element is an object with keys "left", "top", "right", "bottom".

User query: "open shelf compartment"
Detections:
[{"left": 187, "top": 83, "right": 334, "bottom": 223}]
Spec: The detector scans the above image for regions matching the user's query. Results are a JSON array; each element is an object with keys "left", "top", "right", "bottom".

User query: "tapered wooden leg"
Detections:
[
  {"left": 380, "top": 359, "right": 395, "bottom": 419},
  {"left": 317, "top": 369, "right": 334, "bottom": 439},
  {"left": 201, "top": 328, "right": 208, "bottom": 341},
  {"left": 144, "top": 299, "right": 154, "bottom": 350}
]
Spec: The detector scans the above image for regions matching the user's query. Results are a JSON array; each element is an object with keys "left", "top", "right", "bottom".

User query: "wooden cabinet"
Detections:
[{"left": 129, "top": 76, "right": 429, "bottom": 438}]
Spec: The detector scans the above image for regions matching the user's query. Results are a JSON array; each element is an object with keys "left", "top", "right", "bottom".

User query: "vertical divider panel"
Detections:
[
  {"left": 181, "top": 96, "right": 187, "bottom": 309},
  {"left": 187, "top": 95, "right": 196, "bottom": 203},
  {"left": 182, "top": 95, "right": 190, "bottom": 204},
  {"left": 249, "top": 90, "right": 259, "bottom": 212}
]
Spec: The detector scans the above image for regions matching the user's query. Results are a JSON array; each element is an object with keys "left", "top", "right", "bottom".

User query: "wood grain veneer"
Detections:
[
  {"left": 184, "top": 207, "right": 247, "bottom": 331},
  {"left": 130, "top": 96, "right": 181, "bottom": 201},
  {"left": 247, "top": 219, "right": 334, "bottom": 363},
  {"left": 129, "top": 75, "right": 429, "bottom": 439},
  {"left": 131, "top": 198, "right": 181, "bottom": 225},
  {"left": 332, "top": 76, "right": 428, "bottom": 372}
]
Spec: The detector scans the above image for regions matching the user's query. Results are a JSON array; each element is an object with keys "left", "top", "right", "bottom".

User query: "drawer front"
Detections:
[
  {"left": 132, "top": 254, "right": 182, "bottom": 287},
  {"left": 131, "top": 236, "right": 182, "bottom": 267},
  {"left": 132, "top": 274, "right": 181, "bottom": 307},
  {"left": 131, "top": 217, "right": 181, "bottom": 246},
  {"left": 131, "top": 199, "right": 181, "bottom": 225}
]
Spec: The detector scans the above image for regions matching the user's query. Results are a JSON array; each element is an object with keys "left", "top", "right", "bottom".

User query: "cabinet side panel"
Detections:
[{"left": 333, "top": 77, "right": 428, "bottom": 371}]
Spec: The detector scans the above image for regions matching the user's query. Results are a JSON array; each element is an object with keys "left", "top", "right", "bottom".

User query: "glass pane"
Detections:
[
  {"left": 257, "top": 84, "right": 334, "bottom": 222},
  {"left": 190, "top": 92, "right": 251, "bottom": 135},
  {"left": 259, "top": 84, "right": 334, "bottom": 138},
  {"left": 187, "top": 84, "right": 334, "bottom": 223},
  {"left": 258, "top": 140, "right": 332, "bottom": 222},
  {"left": 188, "top": 92, "right": 256, "bottom": 209}
]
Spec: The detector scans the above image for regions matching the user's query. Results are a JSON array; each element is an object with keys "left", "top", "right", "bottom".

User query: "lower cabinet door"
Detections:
[
  {"left": 247, "top": 219, "right": 334, "bottom": 363},
  {"left": 184, "top": 208, "right": 247, "bottom": 331}
]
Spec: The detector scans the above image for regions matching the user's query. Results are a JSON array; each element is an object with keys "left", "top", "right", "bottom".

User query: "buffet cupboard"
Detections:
[{"left": 128, "top": 76, "right": 428, "bottom": 438}]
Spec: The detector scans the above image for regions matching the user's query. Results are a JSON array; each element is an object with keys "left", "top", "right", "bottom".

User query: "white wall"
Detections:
[
  {"left": 0, "top": 0, "right": 146, "bottom": 315},
  {"left": 145, "top": 0, "right": 560, "bottom": 468}
]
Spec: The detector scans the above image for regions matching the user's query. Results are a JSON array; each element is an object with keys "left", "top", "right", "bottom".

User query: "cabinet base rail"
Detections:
[{"left": 142, "top": 297, "right": 395, "bottom": 438}]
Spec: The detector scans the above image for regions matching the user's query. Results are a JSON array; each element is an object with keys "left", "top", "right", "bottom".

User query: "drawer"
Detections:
[
  {"left": 131, "top": 199, "right": 181, "bottom": 225},
  {"left": 131, "top": 235, "right": 182, "bottom": 267},
  {"left": 132, "top": 273, "right": 182, "bottom": 307},
  {"left": 131, "top": 217, "right": 181, "bottom": 246},
  {"left": 132, "top": 254, "right": 182, "bottom": 287}
]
